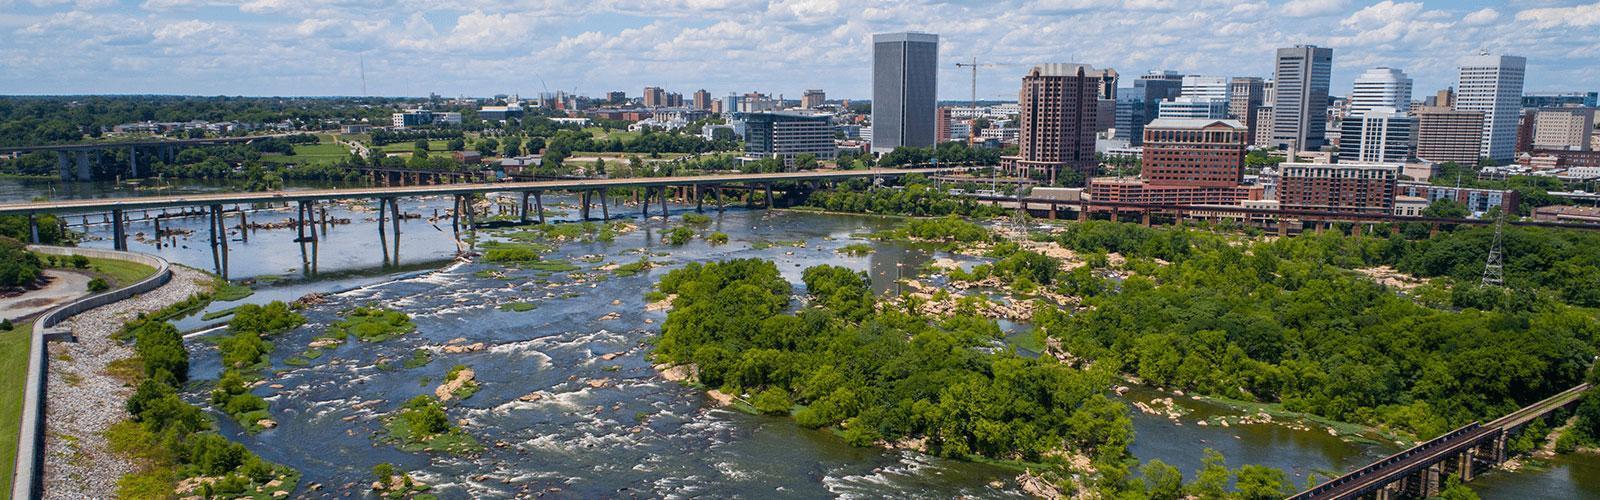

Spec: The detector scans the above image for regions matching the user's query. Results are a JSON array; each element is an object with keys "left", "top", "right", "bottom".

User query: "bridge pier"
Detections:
[
  {"left": 110, "top": 209, "right": 126, "bottom": 251},
  {"left": 534, "top": 192, "right": 545, "bottom": 224},
  {"left": 580, "top": 191, "right": 591, "bottom": 221},
  {"left": 715, "top": 186, "right": 724, "bottom": 212},
  {"left": 212, "top": 204, "right": 229, "bottom": 278},
  {"left": 238, "top": 208, "right": 248, "bottom": 243},
  {"left": 56, "top": 152, "right": 69, "bottom": 181},
  {"left": 76, "top": 150, "right": 91, "bottom": 181},
  {"left": 27, "top": 214, "right": 39, "bottom": 244},
  {"left": 695, "top": 185, "right": 703, "bottom": 213},
  {"left": 519, "top": 192, "right": 531, "bottom": 224},
  {"left": 128, "top": 147, "right": 138, "bottom": 178},
  {"left": 378, "top": 198, "right": 390, "bottom": 266},
  {"left": 641, "top": 188, "right": 650, "bottom": 219},
  {"left": 765, "top": 183, "right": 774, "bottom": 208},
  {"left": 600, "top": 189, "right": 609, "bottom": 220},
  {"left": 389, "top": 197, "right": 402, "bottom": 264}
]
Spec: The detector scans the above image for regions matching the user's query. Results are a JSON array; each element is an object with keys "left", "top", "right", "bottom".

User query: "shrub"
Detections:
[
  {"left": 87, "top": 277, "right": 109, "bottom": 292},
  {"left": 0, "top": 236, "right": 42, "bottom": 288}
]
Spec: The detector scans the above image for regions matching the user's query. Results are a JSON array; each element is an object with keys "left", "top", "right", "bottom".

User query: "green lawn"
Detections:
[
  {"left": 259, "top": 142, "right": 352, "bottom": 165},
  {"left": 377, "top": 140, "right": 452, "bottom": 154},
  {"left": 84, "top": 256, "right": 156, "bottom": 288},
  {"left": 583, "top": 127, "right": 640, "bottom": 142},
  {"left": 0, "top": 321, "right": 33, "bottom": 496}
]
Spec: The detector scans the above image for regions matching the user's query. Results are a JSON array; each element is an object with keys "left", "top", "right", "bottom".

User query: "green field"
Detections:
[
  {"left": 259, "top": 142, "right": 352, "bottom": 165},
  {"left": 583, "top": 127, "right": 640, "bottom": 142},
  {"left": 377, "top": 140, "right": 453, "bottom": 154},
  {"left": 0, "top": 321, "right": 33, "bottom": 495}
]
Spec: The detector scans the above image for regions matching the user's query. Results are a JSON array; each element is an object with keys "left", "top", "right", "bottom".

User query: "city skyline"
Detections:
[{"left": 3, "top": 0, "right": 1598, "bottom": 99}]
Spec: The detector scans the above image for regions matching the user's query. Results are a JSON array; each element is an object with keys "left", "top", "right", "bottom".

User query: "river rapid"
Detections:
[{"left": 5, "top": 176, "right": 1595, "bottom": 498}]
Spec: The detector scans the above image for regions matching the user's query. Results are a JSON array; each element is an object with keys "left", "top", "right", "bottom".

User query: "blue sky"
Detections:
[{"left": 1, "top": 0, "right": 1597, "bottom": 100}]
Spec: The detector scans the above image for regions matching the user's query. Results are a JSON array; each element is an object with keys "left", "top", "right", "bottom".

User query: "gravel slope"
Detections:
[{"left": 42, "top": 266, "right": 211, "bottom": 499}]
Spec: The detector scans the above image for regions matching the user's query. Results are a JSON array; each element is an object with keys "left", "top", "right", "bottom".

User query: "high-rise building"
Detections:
[
  {"left": 1272, "top": 45, "right": 1334, "bottom": 151},
  {"left": 871, "top": 32, "right": 939, "bottom": 153},
  {"left": 1181, "top": 76, "right": 1230, "bottom": 102},
  {"left": 692, "top": 89, "right": 712, "bottom": 110},
  {"left": 1426, "top": 88, "right": 1454, "bottom": 108},
  {"left": 1093, "top": 69, "right": 1120, "bottom": 100},
  {"left": 935, "top": 106, "right": 953, "bottom": 143},
  {"left": 606, "top": 91, "right": 627, "bottom": 105},
  {"left": 1350, "top": 67, "right": 1413, "bottom": 117},
  {"left": 1229, "top": 77, "right": 1266, "bottom": 139},
  {"left": 643, "top": 86, "right": 666, "bottom": 107},
  {"left": 1276, "top": 162, "right": 1400, "bottom": 214},
  {"left": 1338, "top": 107, "right": 1415, "bottom": 164},
  {"left": 1115, "top": 94, "right": 1145, "bottom": 142},
  {"left": 666, "top": 92, "right": 684, "bottom": 107},
  {"left": 1142, "top": 118, "right": 1249, "bottom": 187},
  {"left": 1533, "top": 107, "right": 1597, "bottom": 151},
  {"left": 1002, "top": 63, "right": 1102, "bottom": 184},
  {"left": 1159, "top": 97, "right": 1229, "bottom": 119},
  {"left": 802, "top": 89, "right": 827, "bottom": 109},
  {"left": 741, "top": 111, "right": 837, "bottom": 165},
  {"left": 1127, "top": 71, "right": 1185, "bottom": 146},
  {"left": 1456, "top": 52, "right": 1526, "bottom": 164},
  {"left": 1263, "top": 79, "right": 1276, "bottom": 106},
  {"left": 722, "top": 94, "right": 742, "bottom": 116},
  {"left": 1415, "top": 106, "right": 1486, "bottom": 165},
  {"left": 1089, "top": 118, "right": 1262, "bottom": 205}
]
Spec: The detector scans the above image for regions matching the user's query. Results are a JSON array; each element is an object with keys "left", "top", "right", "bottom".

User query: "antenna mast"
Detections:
[{"left": 359, "top": 57, "right": 368, "bottom": 97}]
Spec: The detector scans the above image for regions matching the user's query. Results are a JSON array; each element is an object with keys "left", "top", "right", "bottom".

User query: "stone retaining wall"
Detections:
[{"left": 10, "top": 246, "right": 171, "bottom": 500}]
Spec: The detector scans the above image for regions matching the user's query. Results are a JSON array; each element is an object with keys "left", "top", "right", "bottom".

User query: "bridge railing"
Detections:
[{"left": 1288, "top": 422, "right": 1483, "bottom": 500}]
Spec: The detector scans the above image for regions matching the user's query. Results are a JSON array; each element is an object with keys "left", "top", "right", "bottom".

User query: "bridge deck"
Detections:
[
  {"left": 1291, "top": 383, "right": 1592, "bottom": 499},
  {"left": 0, "top": 168, "right": 951, "bottom": 216}
]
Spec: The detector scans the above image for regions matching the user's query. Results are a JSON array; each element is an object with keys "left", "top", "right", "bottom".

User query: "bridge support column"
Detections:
[
  {"left": 450, "top": 195, "right": 462, "bottom": 241},
  {"left": 1278, "top": 219, "right": 1289, "bottom": 237},
  {"left": 1460, "top": 449, "right": 1475, "bottom": 481},
  {"left": 715, "top": 186, "right": 724, "bottom": 212},
  {"left": 1430, "top": 222, "right": 1440, "bottom": 238},
  {"left": 534, "top": 192, "right": 545, "bottom": 225},
  {"left": 1078, "top": 204, "right": 1089, "bottom": 222},
  {"left": 111, "top": 209, "right": 126, "bottom": 251},
  {"left": 213, "top": 204, "right": 228, "bottom": 277},
  {"left": 56, "top": 151, "right": 70, "bottom": 181},
  {"left": 389, "top": 197, "right": 402, "bottom": 264},
  {"left": 27, "top": 214, "right": 39, "bottom": 244},
  {"left": 209, "top": 207, "right": 221, "bottom": 273},
  {"left": 660, "top": 186, "right": 669, "bottom": 218},
  {"left": 1141, "top": 212, "right": 1151, "bottom": 227},
  {"left": 600, "top": 190, "right": 609, "bottom": 220},
  {"left": 1424, "top": 463, "right": 1442, "bottom": 498},
  {"left": 580, "top": 191, "right": 591, "bottom": 221},
  {"left": 641, "top": 188, "right": 650, "bottom": 219},
  {"left": 695, "top": 185, "right": 703, "bottom": 213},
  {"left": 76, "top": 150, "right": 91, "bottom": 181},
  {"left": 296, "top": 201, "right": 307, "bottom": 243},
  {"left": 128, "top": 147, "right": 138, "bottom": 178},
  {"left": 765, "top": 183, "right": 774, "bottom": 208},
  {"left": 238, "top": 209, "right": 248, "bottom": 243},
  {"left": 377, "top": 198, "right": 390, "bottom": 266},
  {"left": 1049, "top": 203, "right": 1057, "bottom": 220},
  {"left": 519, "top": 192, "right": 531, "bottom": 224}
]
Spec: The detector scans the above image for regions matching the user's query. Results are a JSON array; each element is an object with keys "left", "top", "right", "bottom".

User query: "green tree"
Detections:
[
  {"left": 1188, "top": 448, "right": 1229, "bottom": 499},
  {"left": 1139, "top": 459, "right": 1184, "bottom": 500},
  {"left": 1423, "top": 199, "right": 1471, "bottom": 219},
  {"left": 1233, "top": 464, "right": 1290, "bottom": 500}
]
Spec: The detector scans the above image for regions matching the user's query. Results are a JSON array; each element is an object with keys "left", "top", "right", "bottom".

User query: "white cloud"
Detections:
[
  {"left": 1282, "top": 0, "right": 1348, "bottom": 18},
  {"left": 1515, "top": 2, "right": 1600, "bottom": 29},
  {"left": 1461, "top": 8, "right": 1499, "bottom": 27}
]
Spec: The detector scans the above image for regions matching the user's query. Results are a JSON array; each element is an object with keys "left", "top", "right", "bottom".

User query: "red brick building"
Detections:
[
  {"left": 1276, "top": 162, "right": 1400, "bottom": 214},
  {"left": 1088, "top": 118, "right": 1259, "bottom": 205},
  {"left": 1001, "top": 63, "right": 1103, "bottom": 185}
]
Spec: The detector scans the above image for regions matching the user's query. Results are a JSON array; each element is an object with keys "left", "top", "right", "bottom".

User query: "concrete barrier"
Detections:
[{"left": 10, "top": 246, "right": 171, "bottom": 500}]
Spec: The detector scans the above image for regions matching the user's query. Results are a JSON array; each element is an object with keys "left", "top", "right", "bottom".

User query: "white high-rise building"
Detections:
[
  {"left": 1456, "top": 53, "right": 1526, "bottom": 164},
  {"left": 1350, "top": 67, "right": 1413, "bottom": 117},
  {"left": 1158, "top": 97, "right": 1229, "bottom": 119},
  {"left": 1180, "top": 75, "right": 1230, "bottom": 102},
  {"left": 1338, "top": 107, "right": 1414, "bottom": 164}
]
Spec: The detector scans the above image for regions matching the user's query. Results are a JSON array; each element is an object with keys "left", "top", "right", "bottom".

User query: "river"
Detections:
[{"left": 4, "top": 176, "right": 1596, "bottom": 498}]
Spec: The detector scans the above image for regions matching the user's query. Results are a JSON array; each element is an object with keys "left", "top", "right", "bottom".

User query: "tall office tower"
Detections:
[
  {"left": 1003, "top": 63, "right": 1102, "bottom": 184},
  {"left": 871, "top": 32, "right": 939, "bottom": 153},
  {"left": 722, "top": 94, "right": 741, "bottom": 116},
  {"left": 801, "top": 89, "right": 827, "bottom": 109},
  {"left": 1263, "top": 79, "right": 1276, "bottom": 106},
  {"left": 666, "top": 92, "right": 684, "bottom": 107},
  {"left": 1181, "top": 76, "right": 1230, "bottom": 102},
  {"left": 1338, "top": 107, "right": 1415, "bottom": 164},
  {"left": 692, "top": 89, "right": 711, "bottom": 110},
  {"left": 1158, "top": 97, "right": 1229, "bottom": 119},
  {"left": 1229, "top": 77, "right": 1266, "bottom": 140},
  {"left": 1094, "top": 68, "right": 1120, "bottom": 99},
  {"left": 1415, "top": 107, "right": 1486, "bottom": 165},
  {"left": 1456, "top": 52, "right": 1526, "bottom": 164},
  {"left": 643, "top": 87, "right": 665, "bottom": 107},
  {"left": 1129, "top": 71, "right": 1185, "bottom": 145},
  {"left": 1272, "top": 45, "right": 1334, "bottom": 151},
  {"left": 606, "top": 91, "right": 627, "bottom": 105},
  {"left": 1253, "top": 106, "right": 1275, "bottom": 147},
  {"left": 1115, "top": 94, "right": 1145, "bottom": 142},
  {"left": 1350, "top": 67, "right": 1413, "bottom": 116}
]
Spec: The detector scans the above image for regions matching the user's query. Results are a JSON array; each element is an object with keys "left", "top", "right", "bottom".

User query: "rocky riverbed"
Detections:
[{"left": 41, "top": 266, "right": 212, "bottom": 499}]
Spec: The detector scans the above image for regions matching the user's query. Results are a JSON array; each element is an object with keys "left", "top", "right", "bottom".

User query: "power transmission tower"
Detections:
[{"left": 1481, "top": 213, "right": 1505, "bottom": 287}]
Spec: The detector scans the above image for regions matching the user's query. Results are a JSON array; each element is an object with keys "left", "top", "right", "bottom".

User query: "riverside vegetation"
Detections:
[{"left": 649, "top": 207, "right": 1600, "bottom": 496}]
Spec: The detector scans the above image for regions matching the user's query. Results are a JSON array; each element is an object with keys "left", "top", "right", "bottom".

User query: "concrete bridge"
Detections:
[
  {"left": 1290, "top": 383, "right": 1592, "bottom": 500},
  {"left": 1, "top": 134, "right": 296, "bottom": 181},
  {"left": 0, "top": 168, "right": 957, "bottom": 276}
]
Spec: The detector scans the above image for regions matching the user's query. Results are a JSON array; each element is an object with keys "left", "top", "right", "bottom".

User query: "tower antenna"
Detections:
[{"left": 360, "top": 56, "right": 368, "bottom": 97}]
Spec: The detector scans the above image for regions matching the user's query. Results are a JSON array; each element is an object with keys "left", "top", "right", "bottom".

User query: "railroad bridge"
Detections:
[{"left": 1291, "top": 383, "right": 1591, "bottom": 499}]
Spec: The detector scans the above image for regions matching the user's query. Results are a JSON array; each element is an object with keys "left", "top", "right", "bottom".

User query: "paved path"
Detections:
[
  {"left": 41, "top": 267, "right": 210, "bottom": 499},
  {"left": 0, "top": 271, "right": 89, "bottom": 321}
]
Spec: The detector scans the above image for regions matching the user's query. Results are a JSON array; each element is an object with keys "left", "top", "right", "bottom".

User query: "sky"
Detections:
[{"left": 2, "top": 0, "right": 1598, "bottom": 101}]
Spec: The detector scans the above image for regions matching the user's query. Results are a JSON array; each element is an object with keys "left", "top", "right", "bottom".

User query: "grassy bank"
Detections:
[
  {"left": 0, "top": 320, "right": 33, "bottom": 495},
  {"left": 82, "top": 256, "right": 157, "bottom": 288}
]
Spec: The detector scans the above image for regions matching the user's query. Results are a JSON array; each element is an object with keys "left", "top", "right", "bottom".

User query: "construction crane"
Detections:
[{"left": 954, "top": 58, "right": 1015, "bottom": 110}]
